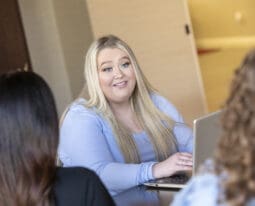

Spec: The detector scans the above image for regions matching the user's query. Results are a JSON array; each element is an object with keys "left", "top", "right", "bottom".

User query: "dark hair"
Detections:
[
  {"left": 0, "top": 71, "right": 59, "bottom": 205},
  {"left": 215, "top": 49, "right": 255, "bottom": 206}
]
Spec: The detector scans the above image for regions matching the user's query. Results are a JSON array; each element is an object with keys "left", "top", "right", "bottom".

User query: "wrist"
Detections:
[{"left": 152, "top": 162, "right": 163, "bottom": 179}]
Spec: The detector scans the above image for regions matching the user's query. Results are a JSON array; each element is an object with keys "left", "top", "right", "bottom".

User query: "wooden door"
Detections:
[{"left": 0, "top": 0, "right": 31, "bottom": 75}]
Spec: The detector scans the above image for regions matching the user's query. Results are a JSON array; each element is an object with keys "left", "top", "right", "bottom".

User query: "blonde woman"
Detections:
[
  {"left": 58, "top": 35, "right": 193, "bottom": 195},
  {"left": 172, "top": 49, "right": 255, "bottom": 206}
]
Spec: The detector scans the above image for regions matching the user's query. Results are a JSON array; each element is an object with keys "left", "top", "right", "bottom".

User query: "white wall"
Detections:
[
  {"left": 52, "top": 0, "right": 93, "bottom": 98},
  {"left": 18, "top": 0, "right": 72, "bottom": 115},
  {"left": 18, "top": 0, "right": 93, "bottom": 115}
]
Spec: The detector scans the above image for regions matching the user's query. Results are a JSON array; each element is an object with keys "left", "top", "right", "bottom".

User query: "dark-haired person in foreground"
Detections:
[
  {"left": 172, "top": 49, "right": 255, "bottom": 206},
  {"left": 0, "top": 71, "right": 115, "bottom": 206}
]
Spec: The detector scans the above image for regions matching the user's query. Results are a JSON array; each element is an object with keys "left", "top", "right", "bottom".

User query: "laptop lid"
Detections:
[{"left": 193, "top": 110, "right": 222, "bottom": 174}]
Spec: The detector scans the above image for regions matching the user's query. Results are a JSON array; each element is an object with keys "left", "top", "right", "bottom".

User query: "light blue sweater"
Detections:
[
  {"left": 58, "top": 94, "right": 193, "bottom": 195},
  {"left": 172, "top": 159, "right": 255, "bottom": 206}
]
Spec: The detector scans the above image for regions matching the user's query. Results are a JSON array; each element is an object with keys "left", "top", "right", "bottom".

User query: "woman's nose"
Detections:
[{"left": 113, "top": 68, "right": 123, "bottom": 78}]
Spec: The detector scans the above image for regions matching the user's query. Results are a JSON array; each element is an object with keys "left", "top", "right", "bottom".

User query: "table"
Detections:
[{"left": 114, "top": 186, "right": 180, "bottom": 206}]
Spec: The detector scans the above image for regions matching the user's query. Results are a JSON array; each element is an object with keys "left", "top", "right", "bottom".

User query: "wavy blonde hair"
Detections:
[
  {"left": 215, "top": 49, "right": 255, "bottom": 206},
  {"left": 80, "top": 35, "right": 177, "bottom": 163}
]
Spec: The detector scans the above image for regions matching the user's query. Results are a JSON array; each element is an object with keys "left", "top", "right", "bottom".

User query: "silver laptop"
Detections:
[
  {"left": 193, "top": 110, "right": 222, "bottom": 173},
  {"left": 143, "top": 110, "right": 222, "bottom": 189}
]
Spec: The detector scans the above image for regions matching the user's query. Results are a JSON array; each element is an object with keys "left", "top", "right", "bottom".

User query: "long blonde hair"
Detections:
[
  {"left": 215, "top": 49, "right": 255, "bottom": 206},
  {"left": 81, "top": 35, "right": 177, "bottom": 163}
]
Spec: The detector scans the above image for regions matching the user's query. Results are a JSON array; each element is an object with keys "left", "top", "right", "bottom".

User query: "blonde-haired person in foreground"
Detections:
[
  {"left": 58, "top": 35, "right": 193, "bottom": 195},
  {"left": 172, "top": 49, "right": 255, "bottom": 206}
]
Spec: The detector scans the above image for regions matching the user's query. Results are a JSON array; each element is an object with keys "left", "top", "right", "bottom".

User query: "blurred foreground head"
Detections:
[
  {"left": 0, "top": 71, "right": 59, "bottom": 205},
  {"left": 216, "top": 49, "right": 255, "bottom": 206}
]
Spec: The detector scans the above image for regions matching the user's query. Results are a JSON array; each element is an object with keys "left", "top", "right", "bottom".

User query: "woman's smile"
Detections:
[{"left": 113, "top": 80, "right": 128, "bottom": 87}]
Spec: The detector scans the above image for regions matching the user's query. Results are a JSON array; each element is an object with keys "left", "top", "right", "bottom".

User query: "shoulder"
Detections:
[
  {"left": 150, "top": 93, "right": 183, "bottom": 122},
  {"left": 62, "top": 98, "right": 104, "bottom": 127},
  {"left": 56, "top": 166, "right": 96, "bottom": 177},
  {"left": 150, "top": 92, "right": 172, "bottom": 107},
  {"left": 54, "top": 167, "right": 99, "bottom": 188},
  {"left": 189, "top": 173, "right": 219, "bottom": 189},
  {"left": 172, "top": 172, "right": 219, "bottom": 206},
  {"left": 67, "top": 98, "right": 97, "bottom": 117},
  {"left": 53, "top": 167, "right": 94, "bottom": 205},
  {"left": 53, "top": 167, "right": 115, "bottom": 206}
]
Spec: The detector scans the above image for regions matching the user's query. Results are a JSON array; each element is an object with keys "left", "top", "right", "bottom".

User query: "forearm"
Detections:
[{"left": 97, "top": 162, "right": 155, "bottom": 195}]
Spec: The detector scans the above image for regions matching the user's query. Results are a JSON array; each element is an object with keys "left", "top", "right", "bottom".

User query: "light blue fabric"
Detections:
[
  {"left": 58, "top": 93, "right": 193, "bottom": 195},
  {"left": 172, "top": 159, "right": 255, "bottom": 206},
  {"left": 172, "top": 174, "right": 255, "bottom": 206},
  {"left": 171, "top": 173, "right": 219, "bottom": 206}
]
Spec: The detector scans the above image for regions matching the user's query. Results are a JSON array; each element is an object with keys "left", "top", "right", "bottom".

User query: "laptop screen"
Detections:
[{"left": 193, "top": 110, "right": 222, "bottom": 174}]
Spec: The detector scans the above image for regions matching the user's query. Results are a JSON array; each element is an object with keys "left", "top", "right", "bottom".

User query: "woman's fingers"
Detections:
[
  {"left": 176, "top": 159, "right": 193, "bottom": 166},
  {"left": 176, "top": 152, "right": 193, "bottom": 168},
  {"left": 178, "top": 152, "right": 192, "bottom": 158},
  {"left": 178, "top": 165, "right": 193, "bottom": 171}
]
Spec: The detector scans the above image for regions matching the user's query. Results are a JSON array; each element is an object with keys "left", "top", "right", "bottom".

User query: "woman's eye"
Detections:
[
  {"left": 102, "top": 67, "right": 112, "bottom": 72},
  {"left": 121, "top": 62, "right": 130, "bottom": 68}
]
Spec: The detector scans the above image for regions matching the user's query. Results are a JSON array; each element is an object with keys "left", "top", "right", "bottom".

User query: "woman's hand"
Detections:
[{"left": 152, "top": 152, "right": 193, "bottom": 179}]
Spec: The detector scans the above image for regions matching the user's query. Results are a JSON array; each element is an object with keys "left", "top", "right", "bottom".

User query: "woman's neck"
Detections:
[{"left": 110, "top": 101, "right": 143, "bottom": 133}]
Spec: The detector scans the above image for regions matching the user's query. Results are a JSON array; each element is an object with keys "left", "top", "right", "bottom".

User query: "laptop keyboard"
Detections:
[{"left": 156, "top": 174, "right": 190, "bottom": 184}]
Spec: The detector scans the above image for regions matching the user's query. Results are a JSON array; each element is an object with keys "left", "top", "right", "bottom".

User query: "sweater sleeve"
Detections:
[{"left": 58, "top": 104, "right": 155, "bottom": 195}]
